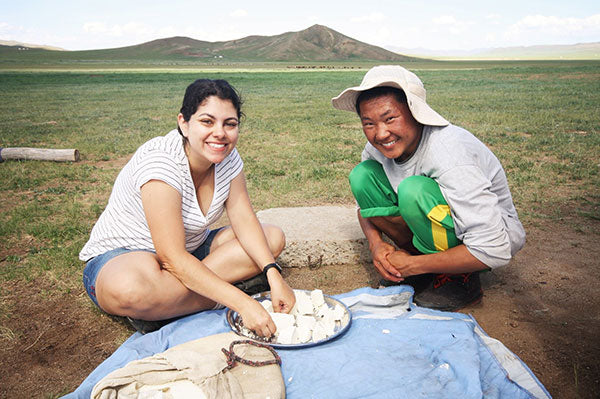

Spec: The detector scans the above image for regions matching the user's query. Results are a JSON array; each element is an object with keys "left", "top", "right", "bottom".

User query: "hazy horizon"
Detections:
[{"left": 1, "top": 0, "right": 598, "bottom": 52}]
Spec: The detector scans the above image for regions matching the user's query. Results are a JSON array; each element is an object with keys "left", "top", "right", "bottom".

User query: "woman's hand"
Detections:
[
  {"left": 371, "top": 240, "right": 403, "bottom": 282},
  {"left": 239, "top": 298, "right": 277, "bottom": 338},
  {"left": 267, "top": 271, "right": 296, "bottom": 313}
]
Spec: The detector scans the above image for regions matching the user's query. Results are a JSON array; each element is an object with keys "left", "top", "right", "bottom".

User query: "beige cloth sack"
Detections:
[{"left": 91, "top": 332, "right": 285, "bottom": 399}]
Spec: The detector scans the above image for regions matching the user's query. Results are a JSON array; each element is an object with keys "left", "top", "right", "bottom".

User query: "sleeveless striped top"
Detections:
[{"left": 79, "top": 129, "right": 243, "bottom": 261}]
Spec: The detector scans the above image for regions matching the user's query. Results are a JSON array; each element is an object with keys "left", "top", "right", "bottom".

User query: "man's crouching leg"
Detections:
[{"left": 396, "top": 176, "right": 482, "bottom": 311}]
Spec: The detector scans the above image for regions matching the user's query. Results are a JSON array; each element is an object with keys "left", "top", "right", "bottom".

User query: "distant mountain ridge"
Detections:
[
  {"left": 126, "top": 24, "right": 415, "bottom": 61},
  {"left": 1, "top": 25, "right": 416, "bottom": 62},
  {"left": 5, "top": 25, "right": 598, "bottom": 62},
  {"left": 386, "top": 42, "right": 600, "bottom": 60},
  {"left": 0, "top": 40, "right": 65, "bottom": 51}
]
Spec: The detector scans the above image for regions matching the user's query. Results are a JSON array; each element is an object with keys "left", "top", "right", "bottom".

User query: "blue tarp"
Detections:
[{"left": 64, "top": 286, "right": 551, "bottom": 398}]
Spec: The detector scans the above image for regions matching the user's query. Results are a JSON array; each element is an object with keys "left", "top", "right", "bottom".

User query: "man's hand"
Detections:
[
  {"left": 387, "top": 249, "right": 420, "bottom": 278},
  {"left": 371, "top": 241, "right": 403, "bottom": 282},
  {"left": 387, "top": 244, "right": 488, "bottom": 276}
]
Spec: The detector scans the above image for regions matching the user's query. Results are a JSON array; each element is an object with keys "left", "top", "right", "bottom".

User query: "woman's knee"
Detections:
[
  {"left": 98, "top": 275, "right": 153, "bottom": 314},
  {"left": 96, "top": 279, "right": 146, "bottom": 316},
  {"left": 211, "top": 224, "right": 285, "bottom": 257},
  {"left": 263, "top": 224, "right": 286, "bottom": 257},
  {"left": 95, "top": 254, "right": 162, "bottom": 314}
]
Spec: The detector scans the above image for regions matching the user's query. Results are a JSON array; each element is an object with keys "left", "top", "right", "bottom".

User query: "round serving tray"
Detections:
[{"left": 226, "top": 290, "right": 352, "bottom": 349}]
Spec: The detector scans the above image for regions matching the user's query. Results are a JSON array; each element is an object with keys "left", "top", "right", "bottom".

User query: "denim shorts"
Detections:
[{"left": 82, "top": 228, "right": 224, "bottom": 308}]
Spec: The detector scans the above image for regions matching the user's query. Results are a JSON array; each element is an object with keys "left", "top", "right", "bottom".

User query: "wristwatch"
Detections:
[{"left": 262, "top": 262, "right": 282, "bottom": 276}]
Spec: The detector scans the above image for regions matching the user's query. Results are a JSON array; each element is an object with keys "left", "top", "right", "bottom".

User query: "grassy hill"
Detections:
[{"left": 0, "top": 25, "right": 417, "bottom": 67}]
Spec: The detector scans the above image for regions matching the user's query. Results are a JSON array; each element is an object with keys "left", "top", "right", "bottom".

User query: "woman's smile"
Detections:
[{"left": 178, "top": 96, "right": 240, "bottom": 167}]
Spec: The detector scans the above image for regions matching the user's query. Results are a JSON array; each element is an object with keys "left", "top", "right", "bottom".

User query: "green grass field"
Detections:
[{"left": 0, "top": 61, "right": 599, "bottom": 289}]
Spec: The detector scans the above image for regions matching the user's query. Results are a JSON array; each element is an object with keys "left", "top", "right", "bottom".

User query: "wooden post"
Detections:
[{"left": 0, "top": 147, "right": 80, "bottom": 162}]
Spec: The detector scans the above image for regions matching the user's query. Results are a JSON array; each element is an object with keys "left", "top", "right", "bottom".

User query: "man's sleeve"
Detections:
[{"left": 438, "top": 165, "right": 512, "bottom": 268}]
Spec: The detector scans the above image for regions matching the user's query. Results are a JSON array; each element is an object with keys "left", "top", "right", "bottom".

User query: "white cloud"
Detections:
[
  {"left": 431, "top": 15, "right": 470, "bottom": 35},
  {"left": 505, "top": 14, "right": 600, "bottom": 44},
  {"left": 80, "top": 21, "right": 179, "bottom": 48},
  {"left": 351, "top": 12, "right": 386, "bottom": 23},
  {"left": 0, "top": 22, "right": 73, "bottom": 48},
  {"left": 485, "top": 14, "right": 501, "bottom": 20},
  {"left": 230, "top": 9, "right": 248, "bottom": 18},
  {"left": 182, "top": 25, "right": 248, "bottom": 42},
  {"left": 485, "top": 32, "right": 497, "bottom": 43},
  {"left": 0, "top": 22, "right": 24, "bottom": 42},
  {"left": 359, "top": 25, "right": 393, "bottom": 44},
  {"left": 82, "top": 22, "right": 240, "bottom": 44},
  {"left": 83, "top": 22, "right": 107, "bottom": 34},
  {"left": 118, "top": 22, "right": 153, "bottom": 37},
  {"left": 84, "top": 21, "right": 154, "bottom": 38},
  {"left": 156, "top": 26, "right": 179, "bottom": 38},
  {"left": 377, "top": 26, "right": 391, "bottom": 38},
  {"left": 432, "top": 15, "right": 458, "bottom": 25},
  {"left": 485, "top": 14, "right": 502, "bottom": 25},
  {"left": 518, "top": 14, "right": 600, "bottom": 30}
]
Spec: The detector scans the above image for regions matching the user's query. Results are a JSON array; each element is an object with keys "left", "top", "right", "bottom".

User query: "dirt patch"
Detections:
[
  {"left": 0, "top": 280, "right": 130, "bottom": 398},
  {"left": 1, "top": 223, "right": 599, "bottom": 398}
]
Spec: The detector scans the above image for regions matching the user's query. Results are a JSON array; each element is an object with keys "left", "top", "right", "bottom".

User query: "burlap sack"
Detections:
[{"left": 91, "top": 332, "right": 285, "bottom": 399}]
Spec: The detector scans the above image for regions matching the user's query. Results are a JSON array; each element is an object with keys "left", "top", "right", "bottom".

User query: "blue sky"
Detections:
[{"left": 1, "top": 0, "right": 599, "bottom": 51}]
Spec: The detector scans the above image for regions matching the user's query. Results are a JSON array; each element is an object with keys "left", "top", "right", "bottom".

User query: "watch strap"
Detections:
[{"left": 262, "top": 262, "right": 282, "bottom": 276}]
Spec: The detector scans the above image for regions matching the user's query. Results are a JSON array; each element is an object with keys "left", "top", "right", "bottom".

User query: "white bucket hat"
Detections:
[{"left": 331, "top": 65, "right": 449, "bottom": 126}]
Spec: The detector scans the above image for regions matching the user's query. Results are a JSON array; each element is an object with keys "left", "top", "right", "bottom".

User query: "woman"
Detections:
[{"left": 80, "top": 79, "right": 295, "bottom": 336}]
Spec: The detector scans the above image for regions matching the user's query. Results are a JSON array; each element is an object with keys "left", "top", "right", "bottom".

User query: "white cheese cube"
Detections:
[
  {"left": 296, "top": 315, "right": 317, "bottom": 331},
  {"left": 294, "top": 291, "right": 314, "bottom": 315},
  {"left": 316, "top": 303, "right": 331, "bottom": 319},
  {"left": 269, "top": 312, "right": 295, "bottom": 332},
  {"left": 292, "top": 325, "right": 312, "bottom": 344},
  {"left": 332, "top": 304, "right": 345, "bottom": 321},
  {"left": 317, "top": 316, "right": 336, "bottom": 337},
  {"left": 311, "top": 322, "right": 328, "bottom": 342},
  {"left": 260, "top": 299, "right": 273, "bottom": 313},
  {"left": 277, "top": 325, "right": 295, "bottom": 345},
  {"left": 310, "top": 289, "right": 325, "bottom": 308}
]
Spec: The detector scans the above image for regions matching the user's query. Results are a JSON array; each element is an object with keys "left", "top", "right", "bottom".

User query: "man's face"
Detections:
[{"left": 358, "top": 93, "right": 423, "bottom": 161}]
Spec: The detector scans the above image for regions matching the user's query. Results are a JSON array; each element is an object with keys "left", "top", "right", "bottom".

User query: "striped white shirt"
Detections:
[{"left": 79, "top": 129, "right": 243, "bottom": 261}]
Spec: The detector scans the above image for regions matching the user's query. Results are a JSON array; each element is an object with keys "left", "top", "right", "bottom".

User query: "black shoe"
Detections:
[
  {"left": 234, "top": 273, "right": 270, "bottom": 296},
  {"left": 379, "top": 273, "right": 435, "bottom": 295},
  {"left": 414, "top": 272, "right": 483, "bottom": 311},
  {"left": 126, "top": 316, "right": 178, "bottom": 335}
]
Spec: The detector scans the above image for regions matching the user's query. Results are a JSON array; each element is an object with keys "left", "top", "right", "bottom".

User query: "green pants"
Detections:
[{"left": 349, "top": 160, "right": 460, "bottom": 254}]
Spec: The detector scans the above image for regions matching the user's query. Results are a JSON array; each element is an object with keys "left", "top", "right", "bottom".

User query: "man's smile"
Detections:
[{"left": 380, "top": 139, "right": 398, "bottom": 147}]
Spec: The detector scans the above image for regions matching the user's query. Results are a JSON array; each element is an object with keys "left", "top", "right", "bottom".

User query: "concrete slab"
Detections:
[{"left": 257, "top": 206, "right": 371, "bottom": 267}]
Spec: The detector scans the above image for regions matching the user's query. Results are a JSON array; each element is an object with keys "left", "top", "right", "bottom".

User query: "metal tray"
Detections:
[{"left": 226, "top": 290, "right": 352, "bottom": 349}]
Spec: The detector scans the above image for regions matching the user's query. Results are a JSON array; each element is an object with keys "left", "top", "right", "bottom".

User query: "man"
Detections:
[{"left": 331, "top": 65, "right": 525, "bottom": 311}]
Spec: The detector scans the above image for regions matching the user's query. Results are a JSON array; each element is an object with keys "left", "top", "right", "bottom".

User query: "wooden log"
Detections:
[{"left": 0, "top": 147, "right": 80, "bottom": 162}]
